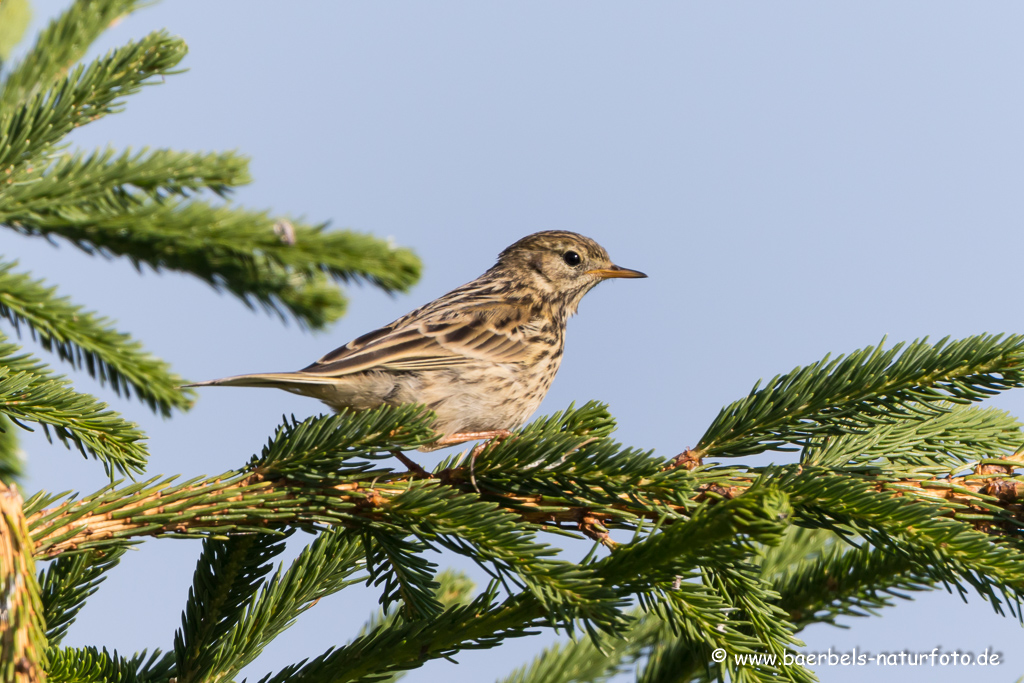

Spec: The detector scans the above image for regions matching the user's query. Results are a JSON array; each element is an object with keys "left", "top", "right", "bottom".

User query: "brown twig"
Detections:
[
  {"left": 26, "top": 452, "right": 1024, "bottom": 560},
  {"left": 0, "top": 483, "right": 45, "bottom": 683},
  {"left": 667, "top": 448, "right": 703, "bottom": 471}
]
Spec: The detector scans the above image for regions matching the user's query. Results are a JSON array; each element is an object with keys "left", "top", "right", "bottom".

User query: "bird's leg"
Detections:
[
  {"left": 390, "top": 449, "right": 429, "bottom": 478},
  {"left": 419, "top": 429, "right": 513, "bottom": 452},
  {"left": 391, "top": 430, "right": 512, "bottom": 478}
]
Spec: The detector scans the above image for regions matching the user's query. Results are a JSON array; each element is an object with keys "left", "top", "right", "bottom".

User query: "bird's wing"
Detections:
[{"left": 299, "top": 301, "right": 537, "bottom": 377}]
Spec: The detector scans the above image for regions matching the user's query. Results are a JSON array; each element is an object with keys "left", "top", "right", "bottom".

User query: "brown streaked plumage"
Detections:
[{"left": 187, "top": 231, "right": 645, "bottom": 449}]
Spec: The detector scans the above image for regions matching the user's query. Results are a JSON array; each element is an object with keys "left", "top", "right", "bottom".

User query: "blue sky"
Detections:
[{"left": 8, "top": 2, "right": 1024, "bottom": 681}]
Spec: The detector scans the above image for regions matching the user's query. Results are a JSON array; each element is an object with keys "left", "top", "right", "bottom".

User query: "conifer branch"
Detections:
[
  {"left": 802, "top": 404, "right": 1024, "bottom": 469},
  {"left": 0, "top": 260, "right": 193, "bottom": 415},
  {"left": 702, "top": 561, "right": 810, "bottom": 683},
  {"left": 187, "top": 529, "right": 367, "bottom": 683},
  {"left": 3, "top": 198, "right": 420, "bottom": 330},
  {"left": 0, "top": 413, "right": 23, "bottom": 483},
  {"left": 351, "top": 568, "right": 476, "bottom": 683},
  {"left": 257, "top": 586, "right": 548, "bottom": 683},
  {"left": 495, "top": 609, "right": 661, "bottom": 683},
  {"left": 0, "top": 0, "right": 147, "bottom": 108},
  {"left": 0, "top": 0, "right": 32, "bottom": 64},
  {"left": 19, "top": 394, "right": 1024, "bottom": 681},
  {"left": 383, "top": 484, "right": 623, "bottom": 629},
  {"left": 44, "top": 646, "right": 174, "bottom": 683},
  {"left": 779, "top": 470, "right": 1024, "bottom": 617},
  {"left": 638, "top": 634, "right": 716, "bottom": 683},
  {"left": 254, "top": 571, "right": 475, "bottom": 683},
  {"left": 697, "top": 334, "right": 1024, "bottom": 458},
  {"left": 0, "top": 31, "right": 187, "bottom": 174},
  {"left": 642, "top": 584, "right": 769, "bottom": 683},
  {"left": 770, "top": 536, "right": 929, "bottom": 628},
  {"left": 174, "top": 534, "right": 291, "bottom": 683},
  {"left": 598, "top": 490, "right": 810, "bottom": 682},
  {"left": 22, "top": 402, "right": 1024, "bottom": 560},
  {"left": 0, "top": 147, "right": 251, "bottom": 211},
  {"left": 38, "top": 546, "right": 126, "bottom": 646},
  {"left": 363, "top": 529, "right": 443, "bottom": 619},
  {"left": 25, "top": 453, "right": 1024, "bottom": 560},
  {"left": 593, "top": 487, "right": 791, "bottom": 588},
  {"left": 0, "top": 335, "right": 148, "bottom": 475},
  {"left": 257, "top": 489, "right": 801, "bottom": 683},
  {"left": 209, "top": 548, "right": 473, "bottom": 683},
  {"left": 0, "top": 482, "right": 47, "bottom": 683}
]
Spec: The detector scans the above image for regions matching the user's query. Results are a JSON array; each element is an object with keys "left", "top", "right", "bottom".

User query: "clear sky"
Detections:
[{"left": 8, "top": 2, "right": 1024, "bottom": 681}]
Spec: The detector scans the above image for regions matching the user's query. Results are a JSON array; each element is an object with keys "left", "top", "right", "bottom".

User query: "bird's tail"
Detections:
[{"left": 184, "top": 372, "right": 336, "bottom": 389}]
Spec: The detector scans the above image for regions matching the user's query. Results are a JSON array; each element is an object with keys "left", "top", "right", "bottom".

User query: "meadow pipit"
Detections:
[{"left": 189, "top": 231, "right": 645, "bottom": 450}]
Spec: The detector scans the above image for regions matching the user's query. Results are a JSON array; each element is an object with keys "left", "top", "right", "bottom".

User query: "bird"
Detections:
[{"left": 187, "top": 231, "right": 646, "bottom": 451}]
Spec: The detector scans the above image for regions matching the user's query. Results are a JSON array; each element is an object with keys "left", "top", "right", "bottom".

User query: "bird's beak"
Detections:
[{"left": 585, "top": 264, "right": 647, "bottom": 279}]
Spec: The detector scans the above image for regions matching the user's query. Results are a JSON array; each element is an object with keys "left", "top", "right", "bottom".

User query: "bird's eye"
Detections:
[{"left": 562, "top": 250, "right": 582, "bottom": 267}]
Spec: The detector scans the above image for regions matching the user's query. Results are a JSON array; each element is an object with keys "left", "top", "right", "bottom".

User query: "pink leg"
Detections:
[{"left": 419, "top": 429, "right": 513, "bottom": 452}]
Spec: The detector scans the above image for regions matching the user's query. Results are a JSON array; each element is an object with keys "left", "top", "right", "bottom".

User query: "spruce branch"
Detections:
[
  {"left": 802, "top": 404, "right": 1024, "bottom": 469},
  {"left": 0, "top": 482, "right": 47, "bottom": 683},
  {"left": 457, "top": 401, "right": 658, "bottom": 495},
  {"left": 779, "top": 470, "right": 1024, "bottom": 618},
  {"left": 0, "top": 259, "right": 193, "bottom": 416},
  {"left": 39, "top": 546, "right": 126, "bottom": 646},
  {"left": 595, "top": 488, "right": 808, "bottom": 682},
  {"left": 594, "top": 486, "right": 791, "bottom": 589},
  {"left": 19, "top": 393, "right": 1024, "bottom": 682},
  {"left": 0, "top": 147, "right": 251, "bottom": 212},
  {"left": 0, "top": 413, "right": 23, "bottom": 483},
  {"left": 632, "top": 583, "right": 810, "bottom": 683},
  {"left": 258, "top": 405, "right": 438, "bottom": 476},
  {"left": 757, "top": 527, "right": 832, "bottom": 581},
  {"left": 697, "top": 334, "right": 1024, "bottom": 458},
  {"left": 382, "top": 483, "right": 624, "bottom": 632},
  {"left": 702, "top": 561, "right": 810, "bottom": 683},
  {"left": 44, "top": 646, "right": 174, "bottom": 683},
  {"left": 174, "top": 533, "right": 289, "bottom": 683},
  {"left": 25, "top": 463, "right": 385, "bottom": 559},
  {"left": 256, "top": 586, "right": 549, "bottom": 683},
  {"left": 638, "top": 633, "right": 719, "bottom": 683},
  {"left": 3, "top": 198, "right": 421, "bottom": 330},
  {"left": 0, "top": 334, "right": 148, "bottom": 476},
  {"left": 769, "top": 535, "right": 930, "bottom": 629},
  {"left": 0, "top": 30, "right": 187, "bottom": 173},
  {"left": 191, "top": 529, "right": 367, "bottom": 683},
  {"left": 640, "top": 583, "right": 769, "bottom": 683},
  {"left": 362, "top": 529, "right": 443, "bottom": 619},
  {"left": 260, "top": 492, "right": 804, "bottom": 683},
  {"left": 350, "top": 569, "right": 475, "bottom": 683},
  {"left": 495, "top": 608, "right": 663, "bottom": 683},
  {"left": 0, "top": 0, "right": 32, "bottom": 64},
  {"left": 23, "top": 401, "right": 1024, "bottom": 563},
  {"left": 0, "top": 0, "right": 147, "bottom": 108}
]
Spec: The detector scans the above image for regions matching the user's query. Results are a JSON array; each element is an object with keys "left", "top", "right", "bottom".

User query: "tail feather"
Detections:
[{"left": 184, "top": 372, "right": 336, "bottom": 389}]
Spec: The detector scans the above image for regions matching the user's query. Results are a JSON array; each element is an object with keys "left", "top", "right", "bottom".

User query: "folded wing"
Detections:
[{"left": 301, "top": 302, "right": 535, "bottom": 377}]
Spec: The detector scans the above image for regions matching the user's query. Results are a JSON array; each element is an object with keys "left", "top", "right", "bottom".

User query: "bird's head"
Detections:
[{"left": 493, "top": 231, "right": 646, "bottom": 315}]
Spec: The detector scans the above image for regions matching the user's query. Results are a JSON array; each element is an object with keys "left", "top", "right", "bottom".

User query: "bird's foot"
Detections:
[
  {"left": 463, "top": 431, "right": 513, "bottom": 493},
  {"left": 419, "top": 429, "right": 513, "bottom": 452},
  {"left": 393, "top": 431, "right": 513, "bottom": 480}
]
